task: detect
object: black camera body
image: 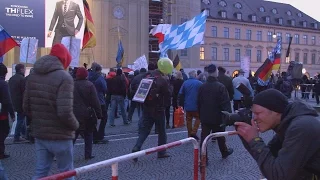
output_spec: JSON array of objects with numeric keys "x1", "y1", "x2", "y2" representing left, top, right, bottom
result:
[{"x1": 221, "y1": 83, "x2": 253, "y2": 127}]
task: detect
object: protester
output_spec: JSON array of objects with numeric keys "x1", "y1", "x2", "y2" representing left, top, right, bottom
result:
[
  {"x1": 23, "y1": 44, "x2": 79, "y2": 179},
  {"x1": 236, "y1": 89, "x2": 320, "y2": 180}
]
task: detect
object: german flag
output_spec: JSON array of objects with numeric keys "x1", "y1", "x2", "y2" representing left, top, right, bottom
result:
[
  {"x1": 82, "y1": 0, "x2": 96, "y2": 50},
  {"x1": 255, "y1": 58, "x2": 273, "y2": 83},
  {"x1": 173, "y1": 54, "x2": 182, "y2": 71}
]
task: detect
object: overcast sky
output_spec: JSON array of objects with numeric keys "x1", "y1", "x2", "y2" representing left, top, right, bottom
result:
[{"x1": 267, "y1": 0, "x2": 320, "y2": 21}]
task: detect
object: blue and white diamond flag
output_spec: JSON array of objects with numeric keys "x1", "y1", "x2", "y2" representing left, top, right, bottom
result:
[{"x1": 160, "y1": 10, "x2": 208, "y2": 57}]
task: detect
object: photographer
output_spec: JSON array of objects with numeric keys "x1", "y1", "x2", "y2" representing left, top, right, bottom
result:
[{"x1": 235, "y1": 89, "x2": 320, "y2": 180}]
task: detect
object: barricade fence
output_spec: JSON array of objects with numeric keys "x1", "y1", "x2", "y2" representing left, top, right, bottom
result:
[{"x1": 40, "y1": 137, "x2": 199, "y2": 180}]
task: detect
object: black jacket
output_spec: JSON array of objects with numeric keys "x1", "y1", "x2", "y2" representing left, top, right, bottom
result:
[
  {"x1": 108, "y1": 75, "x2": 127, "y2": 97},
  {"x1": 0, "y1": 77, "x2": 14, "y2": 119},
  {"x1": 74, "y1": 80, "x2": 102, "y2": 131},
  {"x1": 129, "y1": 72, "x2": 147, "y2": 100},
  {"x1": 218, "y1": 73, "x2": 234, "y2": 101},
  {"x1": 197, "y1": 76, "x2": 231, "y2": 125},
  {"x1": 8, "y1": 72, "x2": 25, "y2": 112},
  {"x1": 243, "y1": 101, "x2": 320, "y2": 180},
  {"x1": 172, "y1": 79, "x2": 184, "y2": 108}
]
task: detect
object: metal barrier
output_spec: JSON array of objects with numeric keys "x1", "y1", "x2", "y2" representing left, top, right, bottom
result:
[
  {"x1": 200, "y1": 131, "x2": 237, "y2": 180},
  {"x1": 40, "y1": 137, "x2": 199, "y2": 180}
]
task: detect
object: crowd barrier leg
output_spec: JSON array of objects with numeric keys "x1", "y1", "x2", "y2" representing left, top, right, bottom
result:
[{"x1": 200, "y1": 131, "x2": 237, "y2": 180}]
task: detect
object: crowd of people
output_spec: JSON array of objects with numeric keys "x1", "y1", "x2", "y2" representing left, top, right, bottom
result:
[{"x1": 0, "y1": 43, "x2": 319, "y2": 179}]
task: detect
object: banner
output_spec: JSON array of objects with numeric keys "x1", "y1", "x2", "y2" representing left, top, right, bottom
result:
[
  {"x1": 0, "y1": 0, "x2": 85, "y2": 48},
  {"x1": 240, "y1": 56, "x2": 250, "y2": 78},
  {"x1": 20, "y1": 38, "x2": 38, "y2": 64},
  {"x1": 133, "y1": 55, "x2": 148, "y2": 71},
  {"x1": 61, "y1": 36, "x2": 81, "y2": 67}
]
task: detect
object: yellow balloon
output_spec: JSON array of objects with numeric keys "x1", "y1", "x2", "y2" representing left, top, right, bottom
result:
[{"x1": 158, "y1": 58, "x2": 173, "y2": 74}]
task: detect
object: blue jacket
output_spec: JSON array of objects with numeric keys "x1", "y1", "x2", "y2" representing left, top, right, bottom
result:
[
  {"x1": 88, "y1": 71, "x2": 107, "y2": 105},
  {"x1": 179, "y1": 78, "x2": 202, "y2": 111},
  {"x1": 232, "y1": 75, "x2": 253, "y2": 100}
]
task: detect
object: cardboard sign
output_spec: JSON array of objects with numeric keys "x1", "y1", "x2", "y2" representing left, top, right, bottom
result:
[{"x1": 132, "y1": 78, "x2": 154, "y2": 103}]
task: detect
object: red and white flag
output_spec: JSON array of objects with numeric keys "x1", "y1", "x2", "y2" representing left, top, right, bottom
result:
[{"x1": 149, "y1": 24, "x2": 171, "y2": 43}]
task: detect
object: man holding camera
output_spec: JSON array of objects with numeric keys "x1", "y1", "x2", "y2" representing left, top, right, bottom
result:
[{"x1": 236, "y1": 89, "x2": 320, "y2": 179}]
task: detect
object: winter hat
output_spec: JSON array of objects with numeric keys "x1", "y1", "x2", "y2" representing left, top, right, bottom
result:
[
  {"x1": 253, "y1": 89, "x2": 289, "y2": 113},
  {"x1": 0, "y1": 63, "x2": 8, "y2": 77},
  {"x1": 76, "y1": 67, "x2": 88, "y2": 80},
  {"x1": 207, "y1": 64, "x2": 218, "y2": 77},
  {"x1": 49, "y1": 44, "x2": 72, "y2": 69}
]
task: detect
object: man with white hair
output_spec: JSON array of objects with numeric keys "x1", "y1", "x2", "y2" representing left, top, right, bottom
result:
[{"x1": 178, "y1": 70, "x2": 202, "y2": 140}]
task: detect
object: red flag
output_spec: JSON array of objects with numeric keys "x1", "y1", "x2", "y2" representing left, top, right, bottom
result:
[{"x1": 82, "y1": 0, "x2": 96, "y2": 50}]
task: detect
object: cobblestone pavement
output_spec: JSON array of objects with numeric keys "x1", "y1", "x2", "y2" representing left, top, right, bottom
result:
[{"x1": 1, "y1": 99, "x2": 315, "y2": 180}]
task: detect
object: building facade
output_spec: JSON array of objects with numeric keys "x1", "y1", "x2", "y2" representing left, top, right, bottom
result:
[{"x1": 201, "y1": 0, "x2": 320, "y2": 77}]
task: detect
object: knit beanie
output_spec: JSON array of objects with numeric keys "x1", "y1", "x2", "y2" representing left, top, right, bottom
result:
[
  {"x1": 253, "y1": 89, "x2": 289, "y2": 113},
  {"x1": 76, "y1": 67, "x2": 88, "y2": 80},
  {"x1": 49, "y1": 44, "x2": 72, "y2": 69}
]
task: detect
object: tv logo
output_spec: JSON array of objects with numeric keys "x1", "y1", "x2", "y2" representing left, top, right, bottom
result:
[{"x1": 5, "y1": 5, "x2": 34, "y2": 18}]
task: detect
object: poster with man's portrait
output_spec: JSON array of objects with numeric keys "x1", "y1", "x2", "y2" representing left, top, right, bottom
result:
[{"x1": 45, "y1": 0, "x2": 85, "y2": 48}]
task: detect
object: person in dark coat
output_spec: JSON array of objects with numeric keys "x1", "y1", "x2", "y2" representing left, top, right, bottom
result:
[
  {"x1": 236, "y1": 89, "x2": 320, "y2": 180},
  {"x1": 73, "y1": 67, "x2": 102, "y2": 160},
  {"x1": 171, "y1": 71, "x2": 184, "y2": 128},
  {"x1": 217, "y1": 66, "x2": 234, "y2": 101},
  {"x1": 8, "y1": 64, "x2": 26, "y2": 142},
  {"x1": 198, "y1": 64, "x2": 233, "y2": 163},
  {"x1": 0, "y1": 63, "x2": 14, "y2": 159}
]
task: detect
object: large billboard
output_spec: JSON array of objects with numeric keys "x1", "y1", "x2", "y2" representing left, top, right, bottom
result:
[{"x1": 0, "y1": 0, "x2": 85, "y2": 48}]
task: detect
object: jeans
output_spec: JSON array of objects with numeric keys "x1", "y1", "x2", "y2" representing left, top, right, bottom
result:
[
  {"x1": 0, "y1": 161, "x2": 8, "y2": 180},
  {"x1": 133, "y1": 106, "x2": 167, "y2": 156},
  {"x1": 14, "y1": 112, "x2": 26, "y2": 140},
  {"x1": 33, "y1": 139, "x2": 74, "y2": 180},
  {"x1": 93, "y1": 105, "x2": 107, "y2": 141},
  {"x1": 128, "y1": 101, "x2": 141, "y2": 121},
  {"x1": 74, "y1": 130, "x2": 93, "y2": 158},
  {"x1": 0, "y1": 120, "x2": 9, "y2": 156},
  {"x1": 109, "y1": 95, "x2": 128, "y2": 125}
]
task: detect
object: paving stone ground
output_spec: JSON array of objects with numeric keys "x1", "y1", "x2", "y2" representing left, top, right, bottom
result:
[{"x1": 1, "y1": 98, "x2": 316, "y2": 180}]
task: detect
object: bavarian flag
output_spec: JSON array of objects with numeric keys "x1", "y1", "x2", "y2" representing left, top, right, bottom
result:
[
  {"x1": 270, "y1": 38, "x2": 282, "y2": 70},
  {"x1": 82, "y1": 0, "x2": 96, "y2": 50}
]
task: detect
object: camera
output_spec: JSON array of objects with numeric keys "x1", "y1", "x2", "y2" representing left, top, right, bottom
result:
[{"x1": 220, "y1": 83, "x2": 253, "y2": 127}]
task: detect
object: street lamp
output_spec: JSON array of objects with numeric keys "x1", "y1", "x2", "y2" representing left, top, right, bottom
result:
[
  {"x1": 302, "y1": 68, "x2": 306, "y2": 74},
  {"x1": 272, "y1": 29, "x2": 277, "y2": 39}
]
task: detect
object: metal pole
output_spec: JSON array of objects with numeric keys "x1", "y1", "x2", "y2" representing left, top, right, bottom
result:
[
  {"x1": 26, "y1": 38, "x2": 30, "y2": 66},
  {"x1": 111, "y1": 163, "x2": 119, "y2": 180},
  {"x1": 200, "y1": 131, "x2": 237, "y2": 180}
]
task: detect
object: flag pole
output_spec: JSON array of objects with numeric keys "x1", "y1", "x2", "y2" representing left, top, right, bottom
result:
[{"x1": 26, "y1": 38, "x2": 30, "y2": 67}]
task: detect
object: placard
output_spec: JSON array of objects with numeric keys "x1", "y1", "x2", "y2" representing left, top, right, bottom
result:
[{"x1": 132, "y1": 78, "x2": 154, "y2": 103}]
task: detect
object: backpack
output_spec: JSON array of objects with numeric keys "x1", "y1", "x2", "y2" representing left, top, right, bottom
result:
[{"x1": 143, "y1": 73, "x2": 162, "y2": 106}]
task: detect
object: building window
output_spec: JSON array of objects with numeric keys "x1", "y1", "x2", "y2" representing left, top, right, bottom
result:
[
  {"x1": 312, "y1": 53, "x2": 316, "y2": 64},
  {"x1": 246, "y1": 30, "x2": 252, "y2": 40},
  {"x1": 219, "y1": 0, "x2": 227, "y2": 7},
  {"x1": 259, "y1": 7, "x2": 265, "y2": 12},
  {"x1": 212, "y1": 47, "x2": 217, "y2": 61},
  {"x1": 224, "y1": 27, "x2": 229, "y2": 38},
  {"x1": 279, "y1": 18, "x2": 283, "y2": 25},
  {"x1": 266, "y1": 17, "x2": 270, "y2": 23},
  {"x1": 312, "y1": 36, "x2": 316, "y2": 45},
  {"x1": 294, "y1": 34, "x2": 299, "y2": 44},
  {"x1": 272, "y1": 8, "x2": 277, "y2": 14},
  {"x1": 257, "y1": 50, "x2": 262, "y2": 62},
  {"x1": 298, "y1": 12, "x2": 303, "y2": 17},
  {"x1": 286, "y1": 33, "x2": 291, "y2": 43},
  {"x1": 234, "y1": 2, "x2": 242, "y2": 9},
  {"x1": 252, "y1": 15, "x2": 257, "y2": 22},
  {"x1": 200, "y1": 47, "x2": 205, "y2": 60},
  {"x1": 315, "y1": 23, "x2": 318, "y2": 29},
  {"x1": 277, "y1": 32, "x2": 282, "y2": 39},
  {"x1": 221, "y1": 11, "x2": 227, "y2": 18},
  {"x1": 303, "y1": 35, "x2": 308, "y2": 44},
  {"x1": 287, "y1": 11, "x2": 292, "y2": 16},
  {"x1": 224, "y1": 48, "x2": 229, "y2": 61},
  {"x1": 303, "y1": 21, "x2": 307, "y2": 27},
  {"x1": 235, "y1": 28, "x2": 241, "y2": 39},
  {"x1": 257, "y1": 31, "x2": 262, "y2": 41},
  {"x1": 295, "y1": 52, "x2": 300, "y2": 62},
  {"x1": 246, "y1": 49, "x2": 252, "y2": 60},
  {"x1": 267, "y1": 31, "x2": 272, "y2": 42},
  {"x1": 211, "y1": 26, "x2": 217, "y2": 37},
  {"x1": 303, "y1": 53, "x2": 308, "y2": 64},
  {"x1": 181, "y1": 49, "x2": 188, "y2": 56},
  {"x1": 237, "y1": 13, "x2": 242, "y2": 20},
  {"x1": 235, "y1": 49, "x2": 241, "y2": 61},
  {"x1": 291, "y1": 20, "x2": 296, "y2": 26}
]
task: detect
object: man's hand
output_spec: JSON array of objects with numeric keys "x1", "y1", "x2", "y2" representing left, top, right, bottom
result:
[
  {"x1": 234, "y1": 119, "x2": 259, "y2": 143},
  {"x1": 47, "y1": 31, "x2": 52, "y2": 38},
  {"x1": 75, "y1": 30, "x2": 79, "y2": 36}
]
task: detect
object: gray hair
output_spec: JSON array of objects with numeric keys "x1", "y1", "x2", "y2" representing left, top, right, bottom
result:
[
  {"x1": 175, "y1": 71, "x2": 183, "y2": 80},
  {"x1": 188, "y1": 70, "x2": 197, "y2": 78}
]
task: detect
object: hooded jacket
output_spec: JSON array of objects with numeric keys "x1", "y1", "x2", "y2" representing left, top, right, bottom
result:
[
  {"x1": 88, "y1": 71, "x2": 107, "y2": 105},
  {"x1": 23, "y1": 54, "x2": 79, "y2": 140},
  {"x1": 244, "y1": 101, "x2": 320, "y2": 180}
]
